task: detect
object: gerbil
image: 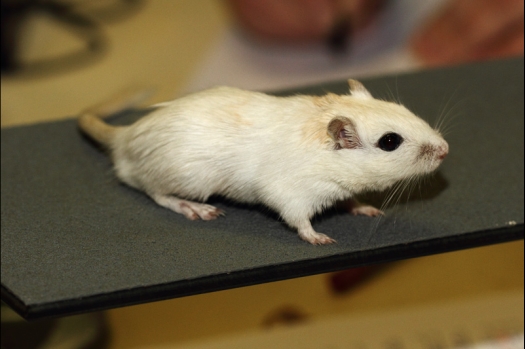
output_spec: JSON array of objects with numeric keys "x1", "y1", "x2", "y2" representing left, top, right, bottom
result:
[{"x1": 78, "y1": 80, "x2": 448, "y2": 245}]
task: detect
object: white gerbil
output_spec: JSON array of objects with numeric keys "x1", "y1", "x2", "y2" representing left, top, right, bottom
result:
[{"x1": 78, "y1": 80, "x2": 448, "y2": 245}]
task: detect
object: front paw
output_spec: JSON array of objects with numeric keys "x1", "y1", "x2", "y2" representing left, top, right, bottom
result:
[{"x1": 350, "y1": 205, "x2": 384, "y2": 217}]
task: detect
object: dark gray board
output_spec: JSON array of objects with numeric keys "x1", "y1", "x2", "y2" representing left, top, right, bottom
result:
[{"x1": 2, "y1": 58, "x2": 523, "y2": 320}]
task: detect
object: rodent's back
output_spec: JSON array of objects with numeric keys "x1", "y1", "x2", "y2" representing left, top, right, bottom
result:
[{"x1": 111, "y1": 87, "x2": 324, "y2": 201}]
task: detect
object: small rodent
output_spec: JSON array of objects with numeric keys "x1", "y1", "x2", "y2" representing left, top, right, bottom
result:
[{"x1": 78, "y1": 80, "x2": 448, "y2": 245}]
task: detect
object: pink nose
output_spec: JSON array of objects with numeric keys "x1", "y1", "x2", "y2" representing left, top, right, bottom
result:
[{"x1": 437, "y1": 144, "x2": 449, "y2": 160}]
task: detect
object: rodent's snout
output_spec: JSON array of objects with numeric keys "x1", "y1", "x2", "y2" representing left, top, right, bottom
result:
[
  {"x1": 419, "y1": 141, "x2": 449, "y2": 163},
  {"x1": 436, "y1": 142, "x2": 449, "y2": 160}
]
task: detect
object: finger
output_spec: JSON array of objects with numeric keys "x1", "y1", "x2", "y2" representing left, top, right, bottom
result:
[
  {"x1": 326, "y1": 0, "x2": 386, "y2": 51},
  {"x1": 440, "y1": 0, "x2": 523, "y2": 49},
  {"x1": 471, "y1": 20, "x2": 524, "y2": 61},
  {"x1": 336, "y1": 0, "x2": 387, "y2": 29},
  {"x1": 411, "y1": 0, "x2": 524, "y2": 65},
  {"x1": 228, "y1": 0, "x2": 336, "y2": 42}
]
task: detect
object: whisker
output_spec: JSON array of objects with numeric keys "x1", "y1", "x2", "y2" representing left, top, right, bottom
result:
[
  {"x1": 368, "y1": 177, "x2": 408, "y2": 244},
  {"x1": 380, "y1": 180, "x2": 404, "y2": 211},
  {"x1": 439, "y1": 103, "x2": 462, "y2": 135},
  {"x1": 395, "y1": 76, "x2": 402, "y2": 105},
  {"x1": 367, "y1": 181, "x2": 403, "y2": 244},
  {"x1": 366, "y1": 168, "x2": 429, "y2": 246},
  {"x1": 382, "y1": 82, "x2": 400, "y2": 104},
  {"x1": 434, "y1": 86, "x2": 464, "y2": 136}
]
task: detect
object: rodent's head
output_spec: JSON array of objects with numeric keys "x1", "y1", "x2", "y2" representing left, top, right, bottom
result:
[{"x1": 325, "y1": 80, "x2": 448, "y2": 191}]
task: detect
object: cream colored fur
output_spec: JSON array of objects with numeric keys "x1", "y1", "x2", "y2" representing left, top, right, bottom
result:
[{"x1": 78, "y1": 80, "x2": 448, "y2": 245}]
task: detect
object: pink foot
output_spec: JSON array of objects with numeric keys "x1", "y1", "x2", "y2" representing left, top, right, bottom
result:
[
  {"x1": 297, "y1": 222, "x2": 336, "y2": 245},
  {"x1": 301, "y1": 232, "x2": 336, "y2": 245},
  {"x1": 151, "y1": 194, "x2": 225, "y2": 220},
  {"x1": 180, "y1": 202, "x2": 225, "y2": 221},
  {"x1": 350, "y1": 205, "x2": 384, "y2": 217}
]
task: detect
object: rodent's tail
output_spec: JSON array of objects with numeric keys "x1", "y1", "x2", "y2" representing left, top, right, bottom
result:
[{"x1": 78, "y1": 88, "x2": 154, "y2": 147}]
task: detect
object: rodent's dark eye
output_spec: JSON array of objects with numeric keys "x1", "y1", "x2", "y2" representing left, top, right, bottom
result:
[{"x1": 378, "y1": 133, "x2": 403, "y2": 152}]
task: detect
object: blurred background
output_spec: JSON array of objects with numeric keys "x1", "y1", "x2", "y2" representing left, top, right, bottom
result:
[{"x1": 1, "y1": 0, "x2": 523, "y2": 348}]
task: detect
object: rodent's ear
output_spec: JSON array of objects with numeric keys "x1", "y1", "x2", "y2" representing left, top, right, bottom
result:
[
  {"x1": 348, "y1": 79, "x2": 372, "y2": 99},
  {"x1": 327, "y1": 116, "x2": 362, "y2": 150}
]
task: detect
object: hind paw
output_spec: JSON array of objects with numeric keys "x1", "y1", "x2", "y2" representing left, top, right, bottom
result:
[
  {"x1": 151, "y1": 194, "x2": 225, "y2": 221},
  {"x1": 181, "y1": 202, "x2": 225, "y2": 221}
]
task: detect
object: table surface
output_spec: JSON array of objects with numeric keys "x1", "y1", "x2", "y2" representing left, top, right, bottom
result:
[{"x1": 1, "y1": 58, "x2": 523, "y2": 320}]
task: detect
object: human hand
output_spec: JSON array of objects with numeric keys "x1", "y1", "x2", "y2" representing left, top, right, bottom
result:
[
  {"x1": 411, "y1": 0, "x2": 524, "y2": 66},
  {"x1": 227, "y1": 0, "x2": 386, "y2": 44}
]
